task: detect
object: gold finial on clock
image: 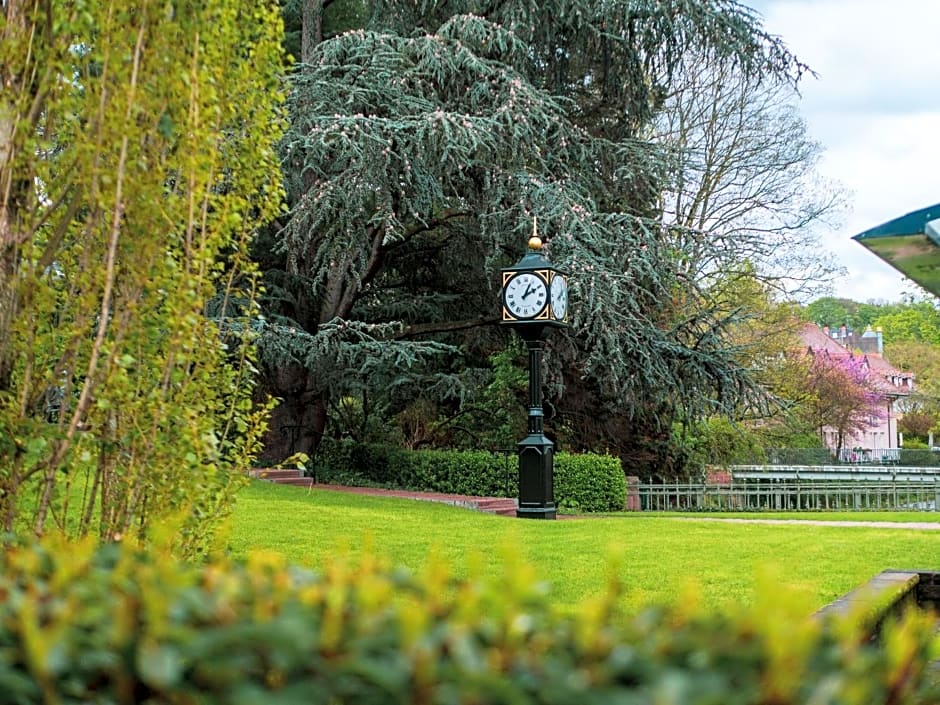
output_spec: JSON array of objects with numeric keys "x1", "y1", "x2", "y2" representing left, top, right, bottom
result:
[{"x1": 528, "y1": 215, "x2": 542, "y2": 250}]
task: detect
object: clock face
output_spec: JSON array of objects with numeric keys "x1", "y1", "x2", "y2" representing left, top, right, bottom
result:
[
  {"x1": 550, "y1": 275, "x2": 568, "y2": 320},
  {"x1": 504, "y1": 272, "x2": 548, "y2": 319}
]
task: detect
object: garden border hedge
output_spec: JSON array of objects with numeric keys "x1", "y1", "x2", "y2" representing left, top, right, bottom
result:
[{"x1": 311, "y1": 440, "x2": 626, "y2": 512}]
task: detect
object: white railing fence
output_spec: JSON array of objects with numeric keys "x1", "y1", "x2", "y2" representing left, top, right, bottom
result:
[{"x1": 637, "y1": 479, "x2": 939, "y2": 512}]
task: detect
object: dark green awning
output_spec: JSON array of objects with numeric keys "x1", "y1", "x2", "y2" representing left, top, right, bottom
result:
[{"x1": 853, "y1": 203, "x2": 940, "y2": 297}]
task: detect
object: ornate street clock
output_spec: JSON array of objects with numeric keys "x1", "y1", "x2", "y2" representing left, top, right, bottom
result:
[
  {"x1": 500, "y1": 233, "x2": 569, "y2": 330},
  {"x1": 499, "y1": 223, "x2": 570, "y2": 520}
]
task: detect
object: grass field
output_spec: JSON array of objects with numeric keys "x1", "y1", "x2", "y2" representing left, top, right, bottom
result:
[{"x1": 228, "y1": 481, "x2": 940, "y2": 613}]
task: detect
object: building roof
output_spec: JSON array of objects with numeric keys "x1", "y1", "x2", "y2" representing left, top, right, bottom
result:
[
  {"x1": 798, "y1": 323, "x2": 913, "y2": 397},
  {"x1": 799, "y1": 323, "x2": 849, "y2": 356}
]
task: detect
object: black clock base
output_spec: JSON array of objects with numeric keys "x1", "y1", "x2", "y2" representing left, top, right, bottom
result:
[
  {"x1": 516, "y1": 505, "x2": 557, "y2": 520},
  {"x1": 517, "y1": 432, "x2": 555, "y2": 520}
]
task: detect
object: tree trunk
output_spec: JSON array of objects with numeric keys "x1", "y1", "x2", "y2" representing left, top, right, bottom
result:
[
  {"x1": 259, "y1": 364, "x2": 328, "y2": 463},
  {"x1": 0, "y1": 250, "x2": 17, "y2": 392},
  {"x1": 0, "y1": 0, "x2": 36, "y2": 392},
  {"x1": 301, "y1": 0, "x2": 325, "y2": 64}
]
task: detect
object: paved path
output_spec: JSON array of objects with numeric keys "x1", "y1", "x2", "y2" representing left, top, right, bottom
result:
[
  {"x1": 314, "y1": 483, "x2": 485, "y2": 502},
  {"x1": 673, "y1": 517, "x2": 940, "y2": 530},
  {"x1": 312, "y1": 484, "x2": 519, "y2": 516}
]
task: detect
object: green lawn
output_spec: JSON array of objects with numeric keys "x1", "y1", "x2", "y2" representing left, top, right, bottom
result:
[{"x1": 228, "y1": 481, "x2": 940, "y2": 613}]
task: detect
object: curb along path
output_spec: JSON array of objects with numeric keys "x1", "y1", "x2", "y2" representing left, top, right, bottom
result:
[
  {"x1": 313, "y1": 483, "x2": 519, "y2": 517},
  {"x1": 249, "y1": 469, "x2": 518, "y2": 516}
]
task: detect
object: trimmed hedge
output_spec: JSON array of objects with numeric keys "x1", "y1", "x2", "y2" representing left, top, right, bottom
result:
[
  {"x1": 311, "y1": 440, "x2": 626, "y2": 512},
  {"x1": 0, "y1": 536, "x2": 938, "y2": 704},
  {"x1": 555, "y1": 452, "x2": 625, "y2": 512}
]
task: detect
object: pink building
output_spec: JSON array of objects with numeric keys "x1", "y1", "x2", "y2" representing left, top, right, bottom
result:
[{"x1": 799, "y1": 323, "x2": 913, "y2": 458}]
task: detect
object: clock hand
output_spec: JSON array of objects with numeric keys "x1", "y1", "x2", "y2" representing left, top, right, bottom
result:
[{"x1": 521, "y1": 284, "x2": 534, "y2": 299}]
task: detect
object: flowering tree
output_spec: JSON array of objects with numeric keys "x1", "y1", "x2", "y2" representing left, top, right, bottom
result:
[{"x1": 804, "y1": 353, "x2": 887, "y2": 453}]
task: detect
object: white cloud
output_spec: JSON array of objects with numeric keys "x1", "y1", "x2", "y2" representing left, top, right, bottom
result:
[
  {"x1": 774, "y1": 1, "x2": 940, "y2": 114},
  {"x1": 749, "y1": 0, "x2": 940, "y2": 302}
]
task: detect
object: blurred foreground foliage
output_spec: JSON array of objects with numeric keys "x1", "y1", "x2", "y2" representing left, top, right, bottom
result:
[{"x1": 0, "y1": 535, "x2": 937, "y2": 704}]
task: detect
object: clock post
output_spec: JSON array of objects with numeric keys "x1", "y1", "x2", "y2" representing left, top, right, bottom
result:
[{"x1": 500, "y1": 226, "x2": 569, "y2": 519}]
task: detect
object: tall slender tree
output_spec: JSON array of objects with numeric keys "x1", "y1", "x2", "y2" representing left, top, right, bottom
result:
[
  {"x1": 655, "y1": 57, "x2": 847, "y2": 299},
  {"x1": 0, "y1": 0, "x2": 285, "y2": 551}
]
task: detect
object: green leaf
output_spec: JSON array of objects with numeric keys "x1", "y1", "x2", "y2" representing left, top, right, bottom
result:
[
  {"x1": 137, "y1": 643, "x2": 183, "y2": 689},
  {"x1": 157, "y1": 112, "x2": 175, "y2": 139}
]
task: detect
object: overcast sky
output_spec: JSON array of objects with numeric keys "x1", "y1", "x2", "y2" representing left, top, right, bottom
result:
[{"x1": 747, "y1": 0, "x2": 940, "y2": 303}]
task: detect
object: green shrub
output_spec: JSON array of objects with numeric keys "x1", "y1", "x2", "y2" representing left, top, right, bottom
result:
[
  {"x1": 311, "y1": 441, "x2": 513, "y2": 496},
  {"x1": 311, "y1": 440, "x2": 626, "y2": 512},
  {"x1": 0, "y1": 536, "x2": 938, "y2": 704},
  {"x1": 554, "y1": 452, "x2": 625, "y2": 512}
]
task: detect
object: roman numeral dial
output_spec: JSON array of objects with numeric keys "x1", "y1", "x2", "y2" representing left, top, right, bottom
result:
[{"x1": 503, "y1": 272, "x2": 548, "y2": 319}]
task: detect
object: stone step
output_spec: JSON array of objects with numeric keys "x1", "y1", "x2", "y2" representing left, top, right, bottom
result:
[
  {"x1": 473, "y1": 498, "x2": 517, "y2": 516},
  {"x1": 250, "y1": 468, "x2": 303, "y2": 480},
  {"x1": 271, "y1": 477, "x2": 316, "y2": 487},
  {"x1": 474, "y1": 497, "x2": 515, "y2": 508}
]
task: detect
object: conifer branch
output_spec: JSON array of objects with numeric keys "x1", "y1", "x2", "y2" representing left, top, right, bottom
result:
[{"x1": 395, "y1": 316, "x2": 498, "y2": 340}]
